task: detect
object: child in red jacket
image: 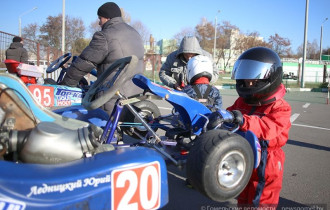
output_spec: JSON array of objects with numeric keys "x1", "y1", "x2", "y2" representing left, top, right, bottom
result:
[{"x1": 227, "y1": 47, "x2": 291, "y2": 206}]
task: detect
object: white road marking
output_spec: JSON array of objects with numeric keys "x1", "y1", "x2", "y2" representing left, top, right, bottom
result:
[
  {"x1": 167, "y1": 171, "x2": 186, "y2": 181},
  {"x1": 290, "y1": 113, "x2": 300, "y2": 123},
  {"x1": 302, "y1": 103, "x2": 310, "y2": 108},
  {"x1": 292, "y1": 123, "x2": 330, "y2": 131}
]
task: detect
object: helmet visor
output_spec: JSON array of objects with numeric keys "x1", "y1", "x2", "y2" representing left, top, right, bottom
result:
[{"x1": 231, "y1": 59, "x2": 274, "y2": 80}]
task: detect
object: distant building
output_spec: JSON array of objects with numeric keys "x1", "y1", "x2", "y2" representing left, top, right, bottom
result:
[{"x1": 157, "y1": 39, "x2": 177, "y2": 56}]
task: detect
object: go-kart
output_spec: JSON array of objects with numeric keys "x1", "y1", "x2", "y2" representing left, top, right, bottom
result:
[
  {"x1": 53, "y1": 55, "x2": 261, "y2": 202},
  {"x1": 0, "y1": 70, "x2": 169, "y2": 208},
  {"x1": 4, "y1": 54, "x2": 85, "y2": 107},
  {"x1": 0, "y1": 54, "x2": 261, "y2": 207}
]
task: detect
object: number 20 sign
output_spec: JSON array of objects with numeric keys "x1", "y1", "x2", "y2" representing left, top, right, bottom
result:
[{"x1": 111, "y1": 161, "x2": 161, "y2": 210}]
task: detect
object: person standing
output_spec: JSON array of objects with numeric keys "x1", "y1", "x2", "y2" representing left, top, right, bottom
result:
[
  {"x1": 159, "y1": 36, "x2": 218, "y2": 90},
  {"x1": 6, "y1": 36, "x2": 28, "y2": 63},
  {"x1": 227, "y1": 47, "x2": 292, "y2": 207},
  {"x1": 60, "y1": 2, "x2": 144, "y2": 114}
]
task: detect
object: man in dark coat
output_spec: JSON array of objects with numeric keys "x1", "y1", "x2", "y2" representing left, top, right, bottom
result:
[
  {"x1": 60, "y1": 2, "x2": 144, "y2": 114},
  {"x1": 6, "y1": 36, "x2": 28, "y2": 63}
]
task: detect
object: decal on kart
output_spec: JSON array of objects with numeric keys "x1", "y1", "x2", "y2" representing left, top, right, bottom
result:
[
  {"x1": 0, "y1": 198, "x2": 26, "y2": 210},
  {"x1": 27, "y1": 85, "x2": 82, "y2": 107},
  {"x1": 111, "y1": 161, "x2": 161, "y2": 210},
  {"x1": 27, "y1": 174, "x2": 111, "y2": 198}
]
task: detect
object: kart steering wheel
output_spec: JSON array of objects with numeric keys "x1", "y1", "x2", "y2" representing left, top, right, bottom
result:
[
  {"x1": 82, "y1": 55, "x2": 138, "y2": 110},
  {"x1": 46, "y1": 53, "x2": 72, "y2": 73}
]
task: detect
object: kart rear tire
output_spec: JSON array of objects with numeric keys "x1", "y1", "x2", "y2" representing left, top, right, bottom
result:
[
  {"x1": 121, "y1": 100, "x2": 160, "y2": 139},
  {"x1": 186, "y1": 129, "x2": 254, "y2": 202}
]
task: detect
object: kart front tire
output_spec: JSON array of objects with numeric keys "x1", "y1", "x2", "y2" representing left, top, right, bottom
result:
[{"x1": 186, "y1": 129, "x2": 254, "y2": 202}]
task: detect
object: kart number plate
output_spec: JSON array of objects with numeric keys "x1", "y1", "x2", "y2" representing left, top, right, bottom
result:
[
  {"x1": 111, "y1": 161, "x2": 161, "y2": 210},
  {"x1": 28, "y1": 85, "x2": 54, "y2": 107}
]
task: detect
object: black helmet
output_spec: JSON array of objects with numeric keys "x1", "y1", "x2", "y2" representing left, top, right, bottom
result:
[{"x1": 231, "y1": 47, "x2": 283, "y2": 105}]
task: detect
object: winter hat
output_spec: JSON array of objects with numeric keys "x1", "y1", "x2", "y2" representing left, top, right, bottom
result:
[
  {"x1": 13, "y1": 36, "x2": 22, "y2": 43},
  {"x1": 97, "y1": 2, "x2": 121, "y2": 19}
]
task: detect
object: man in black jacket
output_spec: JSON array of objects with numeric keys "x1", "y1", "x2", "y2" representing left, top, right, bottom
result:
[
  {"x1": 6, "y1": 36, "x2": 28, "y2": 63},
  {"x1": 60, "y1": 2, "x2": 144, "y2": 114}
]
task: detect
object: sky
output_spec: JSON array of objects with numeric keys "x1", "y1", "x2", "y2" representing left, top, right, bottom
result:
[{"x1": 1, "y1": 0, "x2": 329, "y2": 54}]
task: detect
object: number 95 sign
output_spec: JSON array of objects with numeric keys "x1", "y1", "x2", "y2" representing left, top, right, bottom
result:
[
  {"x1": 111, "y1": 161, "x2": 161, "y2": 210},
  {"x1": 28, "y1": 85, "x2": 54, "y2": 107}
]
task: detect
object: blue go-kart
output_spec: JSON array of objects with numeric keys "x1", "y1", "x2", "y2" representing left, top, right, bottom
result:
[
  {"x1": 0, "y1": 65, "x2": 168, "y2": 209},
  {"x1": 0, "y1": 55, "x2": 261, "y2": 208},
  {"x1": 54, "y1": 55, "x2": 261, "y2": 202}
]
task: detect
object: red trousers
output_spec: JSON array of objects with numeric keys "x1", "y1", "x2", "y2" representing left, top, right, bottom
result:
[{"x1": 238, "y1": 142, "x2": 285, "y2": 206}]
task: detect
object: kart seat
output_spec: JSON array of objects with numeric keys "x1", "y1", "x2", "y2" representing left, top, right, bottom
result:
[
  {"x1": 132, "y1": 74, "x2": 211, "y2": 134},
  {"x1": 0, "y1": 73, "x2": 89, "y2": 130},
  {"x1": 4, "y1": 59, "x2": 20, "y2": 74}
]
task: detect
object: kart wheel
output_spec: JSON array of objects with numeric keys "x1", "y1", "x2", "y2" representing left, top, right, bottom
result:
[
  {"x1": 121, "y1": 100, "x2": 160, "y2": 139},
  {"x1": 186, "y1": 129, "x2": 254, "y2": 202}
]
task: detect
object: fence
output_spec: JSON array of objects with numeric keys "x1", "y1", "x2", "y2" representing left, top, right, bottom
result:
[{"x1": 0, "y1": 30, "x2": 63, "y2": 80}]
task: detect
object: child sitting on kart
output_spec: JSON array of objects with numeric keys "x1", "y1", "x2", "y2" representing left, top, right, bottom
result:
[
  {"x1": 182, "y1": 55, "x2": 223, "y2": 111},
  {"x1": 226, "y1": 47, "x2": 292, "y2": 207}
]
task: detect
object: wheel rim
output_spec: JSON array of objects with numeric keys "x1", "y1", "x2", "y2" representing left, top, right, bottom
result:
[{"x1": 217, "y1": 150, "x2": 246, "y2": 189}]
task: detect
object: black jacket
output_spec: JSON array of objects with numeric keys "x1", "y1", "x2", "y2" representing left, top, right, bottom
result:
[
  {"x1": 6, "y1": 42, "x2": 28, "y2": 63},
  {"x1": 60, "y1": 17, "x2": 144, "y2": 113}
]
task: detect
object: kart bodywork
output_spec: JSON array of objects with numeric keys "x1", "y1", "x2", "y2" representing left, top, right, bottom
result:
[
  {"x1": 4, "y1": 54, "x2": 86, "y2": 107},
  {"x1": 0, "y1": 73, "x2": 169, "y2": 209},
  {"x1": 1, "y1": 55, "x2": 262, "y2": 207}
]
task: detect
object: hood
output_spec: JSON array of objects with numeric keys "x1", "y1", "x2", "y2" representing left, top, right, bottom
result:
[
  {"x1": 9, "y1": 42, "x2": 23, "y2": 49},
  {"x1": 176, "y1": 36, "x2": 203, "y2": 58}
]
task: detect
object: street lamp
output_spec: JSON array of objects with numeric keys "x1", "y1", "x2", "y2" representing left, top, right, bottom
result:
[
  {"x1": 319, "y1": 17, "x2": 328, "y2": 62},
  {"x1": 19, "y1": 7, "x2": 37, "y2": 36},
  {"x1": 213, "y1": 10, "x2": 220, "y2": 59}
]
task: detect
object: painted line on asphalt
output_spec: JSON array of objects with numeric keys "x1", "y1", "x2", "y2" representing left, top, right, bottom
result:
[
  {"x1": 302, "y1": 103, "x2": 310, "y2": 108},
  {"x1": 167, "y1": 171, "x2": 186, "y2": 181},
  {"x1": 290, "y1": 113, "x2": 300, "y2": 123},
  {"x1": 292, "y1": 123, "x2": 330, "y2": 131}
]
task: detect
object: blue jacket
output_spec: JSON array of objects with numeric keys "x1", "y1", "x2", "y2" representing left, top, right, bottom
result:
[{"x1": 182, "y1": 84, "x2": 222, "y2": 110}]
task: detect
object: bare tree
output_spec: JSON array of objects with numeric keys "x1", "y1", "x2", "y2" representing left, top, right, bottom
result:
[
  {"x1": 22, "y1": 23, "x2": 40, "y2": 58},
  {"x1": 216, "y1": 21, "x2": 239, "y2": 70},
  {"x1": 131, "y1": 20, "x2": 150, "y2": 45},
  {"x1": 71, "y1": 38, "x2": 90, "y2": 56},
  {"x1": 297, "y1": 39, "x2": 319, "y2": 59},
  {"x1": 195, "y1": 17, "x2": 214, "y2": 52},
  {"x1": 234, "y1": 31, "x2": 270, "y2": 54},
  {"x1": 65, "y1": 17, "x2": 85, "y2": 53},
  {"x1": 268, "y1": 33, "x2": 291, "y2": 57},
  {"x1": 89, "y1": 19, "x2": 100, "y2": 36},
  {"x1": 173, "y1": 27, "x2": 195, "y2": 46}
]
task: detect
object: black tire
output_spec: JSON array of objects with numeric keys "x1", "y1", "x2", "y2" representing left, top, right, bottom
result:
[
  {"x1": 186, "y1": 129, "x2": 254, "y2": 202},
  {"x1": 121, "y1": 100, "x2": 161, "y2": 139}
]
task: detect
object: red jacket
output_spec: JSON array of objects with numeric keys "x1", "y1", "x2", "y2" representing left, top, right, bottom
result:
[{"x1": 227, "y1": 84, "x2": 291, "y2": 148}]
